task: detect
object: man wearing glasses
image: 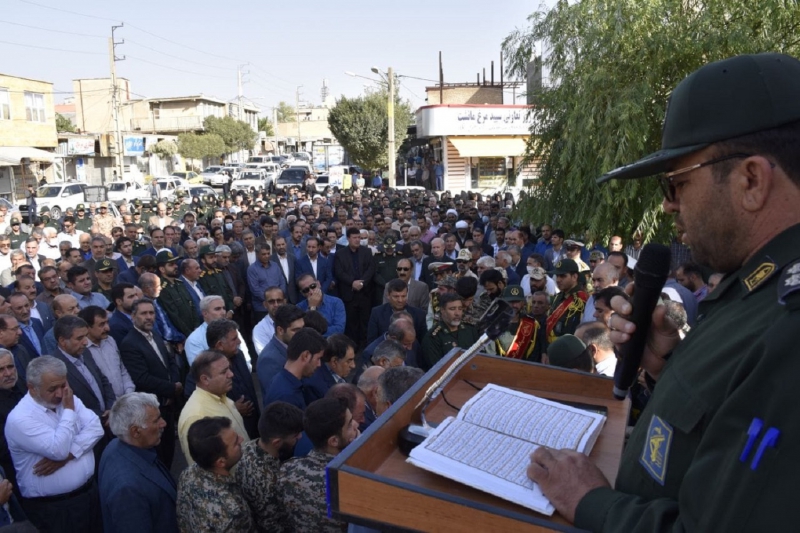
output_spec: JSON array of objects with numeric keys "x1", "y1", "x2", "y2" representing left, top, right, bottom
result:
[
  {"x1": 295, "y1": 274, "x2": 345, "y2": 337},
  {"x1": 384, "y1": 257, "x2": 430, "y2": 311},
  {"x1": 527, "y1": 54, "x2": 800, "y2": 530}
]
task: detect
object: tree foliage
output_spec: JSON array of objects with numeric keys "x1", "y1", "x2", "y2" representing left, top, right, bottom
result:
[
  {"x1": 327, "y1": 90, "x2": 413, "y2": 170},
  {"x1": 276, "y1": 101, "x2": 295, "y2": 123},
  {"x1": 203, "y1": 116, "x2": 257, "y2": 154},
  {"x1": 55, "y1": 113, "x2": 75, "y2": 133},
  {"x1": 177, "y1": 132, "x2": 225, "y2": 161},
  {"x1": 150, "y1": 139, "x2": 177, "y2": 159},
  {"x1": 258, "y1": 117, "x2": 274, "y2": 136},
  {"x1": 503, "y1": 0, "x2": 800, "y2": 243}
]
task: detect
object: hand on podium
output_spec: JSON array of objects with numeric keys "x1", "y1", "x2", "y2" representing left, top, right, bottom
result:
[{"x1": 527, "y1": 447, "x2": 611, "y2": 523}]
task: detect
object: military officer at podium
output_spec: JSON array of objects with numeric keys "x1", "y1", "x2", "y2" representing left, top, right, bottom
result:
[{"x1": 420, "y1": 292, "x2": 479, "y2": 371}]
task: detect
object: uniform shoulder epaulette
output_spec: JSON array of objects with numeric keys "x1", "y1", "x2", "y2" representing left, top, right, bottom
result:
[
  {"x1": 161, "y1": 280, "x2": 168, "y2": 288},
  {"x1": 431, "y1": 325, "x2": 441, "y2": 336},
  {"x1": 198, "y1": 270, "x2": 206, "y2": 278}
]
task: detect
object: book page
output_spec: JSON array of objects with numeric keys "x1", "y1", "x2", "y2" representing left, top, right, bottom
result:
[
  {"x1": 408, "y1": 417, "x2": 555, "y2": 515},
  {"x1": 457, "y1": 384, "x2": 606, "y2": 452}
]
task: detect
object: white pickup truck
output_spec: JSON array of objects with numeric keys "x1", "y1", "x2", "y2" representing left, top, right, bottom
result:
[{"x1": 106, "y1": 181, "x2": 154, "y2": 206}]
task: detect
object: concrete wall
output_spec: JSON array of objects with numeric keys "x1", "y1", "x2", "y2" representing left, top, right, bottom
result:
[
  {"x1": 425, "y1": 86, "x2": 503, "y2": 105},
  {"x1": 73, "y1": 78, "x2": 131, "y2": 134},
  {"x1": 0, "y1": 74, "x2": 57, "y2": 147}
]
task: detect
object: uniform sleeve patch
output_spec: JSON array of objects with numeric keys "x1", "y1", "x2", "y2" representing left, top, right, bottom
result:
[
  {"x1": 639, "y1": 415, "x2": 673, "y2": 486},
  {"x1": 778, "y1": 260, "x2": 800, "y2": 304},
  {"x1": 743, "y1": 262, "x2": 776, "y2": 292}
]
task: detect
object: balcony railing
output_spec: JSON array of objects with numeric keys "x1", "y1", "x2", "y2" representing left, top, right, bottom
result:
[{"x1": 130, "y1": 116, "x2": 205, "y2": 133}]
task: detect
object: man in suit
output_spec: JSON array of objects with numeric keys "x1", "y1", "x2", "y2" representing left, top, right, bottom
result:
[
  {"x1": 82, "y1": 235, "x2": 118, "y2": 284},
  {"x1": 147, "y1": 202, "x2": 174, "y2": 229},
  {"x1": 120, "y1": 298, "x2": 183, "y2": 468},
  {"x1": 0, "y1": 315, "x2": 34, "y2": 383},
  {"x1": 421, "y1": 237, "x2": 455, "y2": 289},
  {"x1": 302, "y1": 333, "x2": 355, "y2": 404},
  {"x1": 139, "y1": 227, "x2": 176, "y2": 258},
  {"x1": 367, "y1": 278, "x2": 427, "y2": 345},
  {"x1": 406, "y1": 240, "x2": 429, "y2": 282},
  {"x1": 8, "y1": 292, "x2": 44, "y2": 358},
  {"x1": 99, "y1": 392, "x2": 178, "y2": 533},
  {"x1": 108, "y1": 283, "x2": 138, "y2": 346},
  {"x1": 273, "y1": 236, "x2": 298, "y2": 304},
  {"x1": 334, "y1": 227, "x2": 376, "y2": 351},
  {"x1": 295, "y1": 237, "x2": 332, "y2": 295},
  {"x1": 14, "y1": 274, "x2": 54, "y2": 332},
  {"x1": 257, "y1": 304, "x2": 305, "y2": 398},
  {"x1": 384, "y1": 258, "x2": 430, "y2": 311},
  {"x1": 22, "y1": 237, "x2": 46, "y2": 273}
]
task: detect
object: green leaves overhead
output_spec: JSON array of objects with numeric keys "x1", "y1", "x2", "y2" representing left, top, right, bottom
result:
[{"x1": 202, "y1": 116, "x2": 257, "y2": 154}]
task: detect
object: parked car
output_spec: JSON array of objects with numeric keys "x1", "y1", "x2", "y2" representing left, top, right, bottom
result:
[
  {"x1": 276, "y1": 168, "x2": 306, "y2": 188},
  {"x1": 291, "y1": 152, "x2": 312, "y2": 163},
  {"x1": 153, "y1": 177, "x2": 191, "y2": 202},
  {"x1": 288, "y1": 162, "x2": 313, "y2": 174},
  {"x1": 200, "y1": 166, "x2": 225, "y2": 185},
  {"x1": 247, "y1": 155, "x2": 272, "y2": 165},
  {"x1": 106, "y1": 181, "x2": 153, "y2": 205},
  {"x1": 184, "y1": 185, "x2": 218, "y2": 203},
  {"x1": 171, "y1": 171, "x2": 202, "y2": 184},
  {"x1": 24, "y1": 182, "x2": 86, "y2": 219},
  {"x1": 231, "y1": 170, "x2": 268, "y2": 192}
]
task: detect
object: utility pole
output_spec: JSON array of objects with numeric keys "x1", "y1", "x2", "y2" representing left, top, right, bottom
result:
[
  {"x1": 387, "y1": 66, "x2": 395, "y2": 186},
  {"x1": 237, "y1": 66, "x2": 243, "y2": 121},
  {"x1": 109, "y1": 24, "x2": 125, "y2": 185},
  {"x1": 273, "y1": 106, "x2": 278, "y2": 155},
  {"x1": 295, "y1": 86, "x2": 303, "y2": 153}
]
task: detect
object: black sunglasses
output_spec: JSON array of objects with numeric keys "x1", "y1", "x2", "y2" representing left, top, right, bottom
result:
[
  {"x1": 396, "y1": 267, "x2": 410, "y2": 272},
  {"x1": 301, "y1": 283, "x2": 318, "y2": 294}
]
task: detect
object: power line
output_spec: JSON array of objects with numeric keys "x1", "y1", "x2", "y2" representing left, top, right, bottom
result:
[
  {"x1": 124, "y1": 39, "x2": 237, "y2": 71},
  {"x1": 124, "y1": 23, "x2": 243, "y2": 63},
  {"x1": 0, "y1": 38, "x2": 104, "y2": 55},
  {"x1": 17, "y1": 0, "x2": 121, "y2": 22},
  {"x1": 124, "y1": 55, "x2": 231, "y2": 80},
  {"x1": 0, "y1": 19, "x2": 105, "y2": 38}
]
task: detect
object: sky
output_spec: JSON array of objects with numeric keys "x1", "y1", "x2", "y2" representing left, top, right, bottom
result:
[{"x1": 1, "y1": 0, "x2": 547, "y2": 115}]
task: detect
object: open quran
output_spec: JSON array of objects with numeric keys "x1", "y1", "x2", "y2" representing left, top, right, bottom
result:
[{"x1": 407, "y1": 384, "x2": 606, "y2": 515}]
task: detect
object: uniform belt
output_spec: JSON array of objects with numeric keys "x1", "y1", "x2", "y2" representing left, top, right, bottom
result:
[{"x1": 26, "y1": 478, "x2": 93, "y2": 503}]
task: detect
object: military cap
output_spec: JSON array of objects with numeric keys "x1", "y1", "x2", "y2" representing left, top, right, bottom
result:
[
  {"x1": 590, "y1": 250, "x2": 606, "y2": 261},
  {"x1": 76, "y1": 203, "x2": 86, "y2": 211},
  {"x1": 428, "y1": 262, "x2": 453, "y2": 273},
  {"x1": 99, "y1": 201, "x2": 109, "y2": 208},
  {"x1": 383, "y1": 236, "x2": 396, "y2": 247},
  {"x1": 156, "y1": 250, "x2": 179, "y2": 264},
  {"x1": 529, "y1": 267, "x2": 547, "y2": 281},
  {"x1": 132, "y1": 199, "x2": 142, "y2": 207},
  {"x1": 564, "y1": 239, "x2": 585, "y2": 248},
  {"x1": 39, "y1": 206, "x2": 50, "y2": 214},
  {"x1": 501, "y1": 285, "x2": 526, "y2": 302},
  {"x1": 198, "y1": 244, "x2": 215, "y2": 256},
  {"x1": 552, "y1": 259, "x2": 579, "y2": 275},
  {"x1": 96, "y1": 258, "x2": 115, "y2": 272},
  {"x1": 547, "y1": 334, "x2": 588, "y2": 368},
  {"x1": 10, "y1": 218, "x2": 19, "y2": 225},
  {"x1": 456, "y1": 249, "x2": 472, "y2": 262},
  {"x1": 437, "y1": 274, "x2": 458, "y2": 288}
]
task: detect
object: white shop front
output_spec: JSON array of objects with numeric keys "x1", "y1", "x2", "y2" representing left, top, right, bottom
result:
[{"x1": 414, "y1": 104, "x2": 537, "y2": 194}]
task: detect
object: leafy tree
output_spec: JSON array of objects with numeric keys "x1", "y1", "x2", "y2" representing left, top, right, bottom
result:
[
  {"x1": 276, "y1": 101, "x2": 295, "y2": 123},
  {"x1": 503, "y1": 0, "x2": 800, "y2": 243},
  {"x1": 178, "y1": 132, "x2": 225, "y2": 166},
  {"x1": 55, "y1": 113, "x2": 75, "y2": 133},
  {"x1": 258, "y1": 117, "x2": 274, "y2": 136},
  {"x1": 150, "y1": 139, "x2": 177, "y2": 159},
  {"x1": 328, "y1": 90, "x2": 413, "y2": 170},
  {"x1": 203, "y1": 116, "x2": 257, "y2": 154}
]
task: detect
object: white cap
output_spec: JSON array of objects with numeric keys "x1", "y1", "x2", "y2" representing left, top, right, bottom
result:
[{"x1": 455, "y1": 220, "x2": 469, "y2": 229}]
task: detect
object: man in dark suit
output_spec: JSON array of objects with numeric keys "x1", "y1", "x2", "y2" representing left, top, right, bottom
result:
[
  {"x1": 367, "y1": 278, "x2": 427, "y2": 345},
  {"x1": 119, "y1": 299, "x2": 182, "y2": 468},
  {"x1": 99, "y1": 392, "x2": 178, "y2": 533},
  {"x1": 273, "y1": 236, "x2": 299, "y2": 304},
  {"x1": 81, "y1": 235, "x2": 118, "y2": 284},
  {"x1": 0, "y1": 349, "x2": 24, "y2": 497},
  {"x1": 295, "y1": 237, "x2": 332, "y2": 295},
  {"x1": 334, "y1": 227, "x2": 376, "y2": 350},
  {"x1": 421, "y1": 237, "x2": 455, "y2": 289},
  {"x1": 13, "y1": 274, "x2": 54, "y2": 332},
  {"x1": 302, "y1": 333, "x2": 354, "y2": 404},
  {"x1": 8, "y1": 292, "x2": 45, "y2": 358},
  {"x1": 108, "y1": 283, "x2": 138, "y2": 346}
]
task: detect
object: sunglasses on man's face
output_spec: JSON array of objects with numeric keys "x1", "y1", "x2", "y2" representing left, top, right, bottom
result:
[
  {"x1": 301, "y1": 283, "x2": 318, "y2": 294},
  {"x1": 396, "y1": 267, "x2": 410, "y2": 272}
]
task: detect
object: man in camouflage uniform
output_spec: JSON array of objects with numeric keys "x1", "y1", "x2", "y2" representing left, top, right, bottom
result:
[
  {"x1": 74, "y1": 203, "x2": 93, "y2": 233},
  {"x1": 91, "y1": 201, "x2": 119, "y2": 237},
  {"x1": 372, "y1": 235, "x2": 402, "y2": 305},
  {"x1": 197, "y1": 245, "x2": 234, "y2": 314},
  {"x1": 279, "y1": 397, "x2": 359, "y2": 533},
  {"x1": 426, "y1": 264, "x2": 457, "y2": 329},
  {"x1": 420, "y1": 292, "x2": 480, "y2": 371},
  {"x1": 235, "y1": 402, "x2": 304, "y2": 533},
  {"x1": 472, "y1": 268, "x2": 507, "y2": 334},
  {"x1": 156, "y1": 250, "x2": 202, "y2": 337},
  {"x1": 177, "y1": 417, "x2": 253, "y2": 533},
  {"x1": 173, "y1": 196, "x2": 187, "y2": 220}
]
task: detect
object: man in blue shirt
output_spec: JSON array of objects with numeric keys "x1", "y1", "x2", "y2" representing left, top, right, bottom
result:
[
  {"x1": 66, "y1": 265, "x2": 110, "y2": 310},
  {"x1": 247, "y1": 244, "x2": 286, "y2": 323},
  {"x1": 295, "y1": 274, "x2": 345, "y2": 337},
  {"x1": 257, "y1": 304, "x2": 306, "y2": 397},
  {"x1": 262, "y1": 327, "x2": 327, "y2": 410}
]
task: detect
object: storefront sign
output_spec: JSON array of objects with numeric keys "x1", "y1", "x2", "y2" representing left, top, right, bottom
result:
[
  {"x1": 123, "y1": 136, "x2": 145, "y2": 156},
  {"x1": 67, "y1": 137, "x2": 95, "y2": 155},
  {"x1": 416, "y1": 105, "x2": 532, "y2": 137}
]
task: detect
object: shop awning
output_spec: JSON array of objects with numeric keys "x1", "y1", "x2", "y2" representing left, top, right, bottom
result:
[
  {"x1": 0, "y1": 146, "x2": 56, "y2": 165},
  {"x1": 449, "y1": 136, "x2": 529, "y2": 157}
]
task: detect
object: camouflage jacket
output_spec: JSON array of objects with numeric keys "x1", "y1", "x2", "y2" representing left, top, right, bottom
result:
[
  {"x1": 279, "y1": 449, "x2": 346, "y2": 533},
  {"x1": 91, "y1": 213, "x2": 119, "y2": 237},
  {"x1": 177, "y1": 463, "x2": 254, "y2": 533},
  {"x1": 234, "y1": 439, "x2": 288, "y2": 533}
]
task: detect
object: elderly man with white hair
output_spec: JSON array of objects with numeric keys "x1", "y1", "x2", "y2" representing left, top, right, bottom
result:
[
  {"x1": 98, "y1": 392, "x2": 178, "y2": 533},
  {"x1": 40, "y1": 227, "x2": 62, "y2": 260}
]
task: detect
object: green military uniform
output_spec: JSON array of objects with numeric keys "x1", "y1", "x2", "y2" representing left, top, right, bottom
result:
[
  {"x1": 420, "y1": 319, "x2": 480, "y2": 371},
  {"x1": 132, "y1": 239, "x2": 147, "y2": 257},
  {"x1": 234, "y1": 440, "x2": 289, "y2": 533},
  {"x1": 198, "y1": 266, "x2": 234, "y2": 311},
  {"x1": 177, "y1": 463, "x2": 253, "y2": 533},
  {"x1": 546, "y1": 285, "x2": 588, "y2": 342},
  {"x1": 74, "y1": 205, "x2": 93, "y2": 233},
  {"x1": 279, "y1": 449, "x2": 346, "y2": 533},
  {"x1": 576, "y1": 225, "x2": 800, "y2": 531},
  {"x1": 373, "y1": 236, "x2": 402, "y2": 304},
  {"x1": 158, "y1": 276, "x2": 202, "y2": 337},
  {"x1": 172, "y1": 199, "x2": 187, "y2": 220},
  {"x1": 7, "y1": 219, "x2": 27, "y2": 250}
]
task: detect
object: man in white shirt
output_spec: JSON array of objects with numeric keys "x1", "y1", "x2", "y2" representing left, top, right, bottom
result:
[
  {"x1": 575, "y1": 322, "x2": 617, "y2": 378},
  {"x1": 6, "y1": 355, "x2": 104, "y2": 531},
  {"x1": 40, "y1": 227, "x2": 62, "y2": 261},
  {"x1": 252, "y1": 287, "x2": 286, "y2": 354},
  {"x1": 186, "y1": 295, "x2": 246, "y2": 366}
]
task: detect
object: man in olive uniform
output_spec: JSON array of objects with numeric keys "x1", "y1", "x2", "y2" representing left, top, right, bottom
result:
[
  {"x1": 38, "y1": 207, "x2": 60, "y2": 231},
  {"x1": 139, "y1": 198, "x2": 155, "y2": 223},
  {"x1": 546, "y1": 259, "x2": 588, "y2": 343},
  {"x1": 420, "y1": 292, "x2": 479, "y2": 371},
  {"x1": 7, "y1": 218, "x2": 27, "y2": 250},
  {"x1": 373, "y1": 235, "x2": 402, "y2": 305},
  {"x1": 92, "y1": 258, "x2": 115, "y2": 303},
  {"x1": 156, "y1": 250, "x2": 202, "y2": 337},
  {"x1": 172, "y1": 197, "x2": 187, "y2": 220},
  {"x1": 74, "y1": 204, "x2": 93, "y2": 233},
  {"x1": 526, "y1": 53, "x2": 800, "y2": 531},
  {"x1": 197, "y1": 245, "x2": 234, "y2": 314},
  {"x1": 492, "y1": 285, "x2": 546, "y2": 363}
]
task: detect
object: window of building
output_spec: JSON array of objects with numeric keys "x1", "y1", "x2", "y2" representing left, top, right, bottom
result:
[
  {"x1": 24, "y1": 92, "x2": 45, "y2": 122},
  {"x1": 470, "y1": 157, "x2": 507, "y2": 189},
  {"x1": 0, "y1": 89, "x2": 9, "y2": 120}
]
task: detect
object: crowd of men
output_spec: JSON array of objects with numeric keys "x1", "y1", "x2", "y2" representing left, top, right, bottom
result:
[{"x1": 0, "y1": 146, "x2": 714, "y2": 533}]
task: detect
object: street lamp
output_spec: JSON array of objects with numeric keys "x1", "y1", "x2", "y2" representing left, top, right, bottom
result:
[{"x1": 372, "y1": 67, "x2": 396, "y2": 186}]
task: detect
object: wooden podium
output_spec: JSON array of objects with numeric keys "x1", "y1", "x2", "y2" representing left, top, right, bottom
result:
[{"x1": 327, "y1": 348, "x2": 630, "y2": 532}]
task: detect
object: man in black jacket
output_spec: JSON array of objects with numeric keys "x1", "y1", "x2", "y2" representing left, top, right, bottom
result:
[{"x1": 334, "y1": 227, "x2": 376, "y2": 350}]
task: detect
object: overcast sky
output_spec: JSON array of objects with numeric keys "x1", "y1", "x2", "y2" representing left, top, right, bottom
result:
[{"x1": 2, "y1": 0, "x2": 547, "y2": 114}]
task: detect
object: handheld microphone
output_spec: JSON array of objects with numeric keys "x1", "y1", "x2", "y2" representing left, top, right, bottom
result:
[{"x1": 612, "y1": 243, "x2": 671, "y2": 400}]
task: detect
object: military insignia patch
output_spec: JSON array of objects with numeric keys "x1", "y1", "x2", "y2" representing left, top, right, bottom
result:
[
  {"x1": 510, "y1": 287, "x2": 521, "y2": 296},
  {"x1": 640, "y1": 415, "x2": 673, "y2": 486},
  {"x1": 778, "y1": 260, "x2": 800, "y2": 304},
  {"x1": 743, "y1": 261, "x2": 776, "y2": 292}
]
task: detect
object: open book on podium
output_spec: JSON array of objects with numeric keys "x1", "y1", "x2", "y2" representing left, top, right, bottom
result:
[{"x1": 327, "y1": 348, "x2": 630, "y2": 532}]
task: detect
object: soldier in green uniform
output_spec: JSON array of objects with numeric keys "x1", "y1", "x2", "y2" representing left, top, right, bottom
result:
[
  {"x1": 372, "y1": 235, "x2": 402, "y2": 305},
  {"x1": 420, "y1": 292, "x2": 479, "y2": 371},
  {"x1": 196, "y1": 245, "x2": 234, "y2": 313},
  {"x1": 7, "y1": 218, "x2": 27, "y2": 249},
  {"x1": 526, "y1": 53, "x2": 800, "y2": 531},
  {"x1": 38, "y1": 207, "x2": 60, "y2": 231},
  {"x1": 92, "y1": 258, "x2": 115, "y2": 303},
  {"x1": 73, "y1": 204, "x2": 93, "y2": 233},
  {"x1": 156, "y1": 250, "x2": 202, "y2": 337},
  {"x1": 545, "y1": 259, "x2": 588, "y2": 344},
  {"x1": 172, "y1": 196, "x2": 187, "y2": 220}
]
